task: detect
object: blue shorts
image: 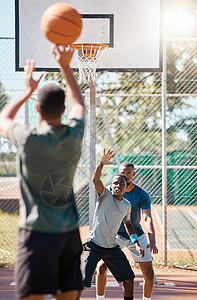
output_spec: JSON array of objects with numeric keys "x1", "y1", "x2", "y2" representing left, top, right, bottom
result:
[
  {"x1": 81, "y1": 241, "x2": 135, "y2": 287},
  {"x1": 15, "y1": 228, "x2": 83, "y2": 298}
]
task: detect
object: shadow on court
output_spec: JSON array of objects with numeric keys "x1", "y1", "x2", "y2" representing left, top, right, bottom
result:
[{"x1": 0, "y1": 268, "x2": 197, "y2": 300}]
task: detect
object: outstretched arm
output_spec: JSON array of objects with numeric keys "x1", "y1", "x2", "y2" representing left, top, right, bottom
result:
[
  {"x1": 124, "y1": 220, "x2": 144, "y2": 258},
  {"x1": 51, "y1": 45, "x2": 85, "y2": 119},
  {"x1": 0, "y1": 60, "x2": 43, "y2": 138},
  {"x1": 93, "y1": 148, "x2": 116, "y2": 195},
  {"x1": 142, "y1": 209, "x2": 158, "y2": 254}
]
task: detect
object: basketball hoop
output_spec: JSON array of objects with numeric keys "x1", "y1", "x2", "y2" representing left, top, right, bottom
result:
[{"x1": 73, "y1": 43, "x2": 109, "y2": 83}]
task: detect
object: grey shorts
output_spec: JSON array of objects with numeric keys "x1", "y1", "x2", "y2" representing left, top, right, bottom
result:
[
  {"x1": 81, "y1": 241, "x2": 135, "y2": 287},
  {"x1": 116, "y1": 233, "x2": 153, "y2": 263},
  {"x1": 15, "y1": 228, "x2": 83, "y2": 299}
]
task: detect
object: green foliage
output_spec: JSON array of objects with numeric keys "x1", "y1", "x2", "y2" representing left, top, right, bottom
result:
[
  {"x1": 0, "y1": 82, "x2": 9, "y2": 112},
  {"x1": 44, "y1": 71, "x2": 89, "y2": 91},
  {"x1": 44, "y1": 42, "x2": 197, "y2": 157},
  {"x1": 0, "y1": 210, "x2": 19, "y2": 266},
  {"x1": 0, "y1": 152, "x2": 16, "y2": 176}
]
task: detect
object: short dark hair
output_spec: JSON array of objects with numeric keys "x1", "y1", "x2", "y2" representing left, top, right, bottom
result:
[
  {"x1": 119, "y1": 161, "x2": 134, "y2": 169},
  {"x1": 111, "y1": 173, "x2": 127, "y2": 183},
  {"x1": 37, "y1": 83, "x2": 65, "y2": 118}
]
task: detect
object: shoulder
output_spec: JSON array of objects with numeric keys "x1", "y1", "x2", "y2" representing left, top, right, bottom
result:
[
  {"x1": 105, "y1": 184, "x2": 111, "y2": 191},
  {"x1": 64, "y1": 117, "x2": 85, "y2": 135},
  {"x1": 122, "y1": 197, "x2": 131, "y2": 208},
  {"x1": 7, "y1": 122, "x2": 35, "y2": 147},
  {"x1": 134, "y1": 185, "x2": 151, "y2": 209},
  {"x1": 99, "y1": 186, "x2": 112, "y2": 199},
  {"x1": 7, "y1": 122, "x2": 34, "y2": 135},
  {"x1": 135, "y1": 184, "x2": 150, "y2": 198}
]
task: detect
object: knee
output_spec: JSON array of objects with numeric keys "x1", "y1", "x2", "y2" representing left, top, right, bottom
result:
[
  {"x1": 144, "y1": 268, "x2": 154, "y2": 283},
  {"x1": 97, "y1": 262, "x2": 108, "y2": 278},
  {"x1": 123, "y1": 278, "x2": 134, "y2": 287}
]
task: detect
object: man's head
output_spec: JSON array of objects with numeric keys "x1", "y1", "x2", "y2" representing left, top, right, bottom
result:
[
  {"x1": 118, "y1": 161, "x2": 135, "y2": 185},
  {"x1": 111, "y1": 173, "x2": 127, "y2": 199},
  {"x1": 37, "y1": 83, "x2": 65, "y2": 119}
]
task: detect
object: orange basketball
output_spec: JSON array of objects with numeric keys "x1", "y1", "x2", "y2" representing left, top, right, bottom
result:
[{"x1": 40, "y1": 3, "x2": 82, "y2": 45}]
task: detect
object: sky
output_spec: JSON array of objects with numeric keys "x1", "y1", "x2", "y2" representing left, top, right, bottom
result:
[
  {"x1": 0, "y1": 0, "x2": 44, "y2": 94},
  {"x1": 0, "y1": 0, "x2": 14, "y2": 37}
]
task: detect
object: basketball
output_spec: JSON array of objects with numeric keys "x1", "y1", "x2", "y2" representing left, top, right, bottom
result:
[{"x1": 40, "y1": 3, "x2": 82, "y2": 45}]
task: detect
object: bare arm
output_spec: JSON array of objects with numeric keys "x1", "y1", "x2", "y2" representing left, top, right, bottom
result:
[
  {"x1": 93, "y1": 162, "x2": 105, "y2": 196},
  {"x1": 142, "y1": 208, "x2": 158, "y2": 254},
  {"x1": 124, "y1": 220, "x2": 144, "y2": 258},
  {"x1": 0, "y1": 60, "x2": 43, "y2": 138},
  {"x1": 93, "y1": 148, "x2": 116, "y2": 195},
  {"x1": 51, "y1": 45, "x2": 85, "y2": 119}
]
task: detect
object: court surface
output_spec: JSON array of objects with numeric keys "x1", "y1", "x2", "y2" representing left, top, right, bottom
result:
[{"x1": 0, "y1": 267, "x2": 197, "y2": 300}]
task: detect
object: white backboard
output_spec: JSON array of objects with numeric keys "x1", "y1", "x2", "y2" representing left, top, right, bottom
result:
[{"x1": 15, "y1": 0, "x2": 162, "y2": 72}]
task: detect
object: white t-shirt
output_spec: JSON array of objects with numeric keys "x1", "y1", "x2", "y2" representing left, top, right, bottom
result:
[{"x1": 86, "y1": 187, "x2": 131, "y2": 248}]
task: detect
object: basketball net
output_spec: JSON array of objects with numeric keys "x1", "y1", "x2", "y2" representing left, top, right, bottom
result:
[{"x1": 74, "y1": 43, "x2": 108, "y2": 83}]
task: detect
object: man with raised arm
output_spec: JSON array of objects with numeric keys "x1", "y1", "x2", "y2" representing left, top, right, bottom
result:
[
  {"x1": 0, "y1": 45, "x2": 85, "y2": 300},
  {"x1": 96, "y1": 161, "x2": 158, "y2": 300},
  {"x1": 78, "y1": 149, "x2": 144, "y2": 300}
]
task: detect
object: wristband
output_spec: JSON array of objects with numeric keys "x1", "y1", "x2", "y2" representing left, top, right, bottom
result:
[{"x1": 130, "y1": 234, "x2": 138, "y2": 243}]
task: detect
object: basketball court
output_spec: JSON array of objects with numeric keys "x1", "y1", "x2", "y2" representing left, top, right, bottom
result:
[
  {"x1": 0, "y1": 267, "x2": 197, "y2": 300},
  {"x1": 1, "y1": 178, "x2": 197, "y2": 252},
  {"x1": 0, "y1": 1, "x2": 196, "y2": 300}
]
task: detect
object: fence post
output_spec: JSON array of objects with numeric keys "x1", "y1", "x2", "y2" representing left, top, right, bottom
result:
[
  {"x1": 25, "y1": 101, "x2": 29, "y2": 125},
  {"x1": 162, "y1": 40, "x2": 167, "y2": 266},
  {"x1": 89, "y1": 80, "x2": 96, "y2": 230}
]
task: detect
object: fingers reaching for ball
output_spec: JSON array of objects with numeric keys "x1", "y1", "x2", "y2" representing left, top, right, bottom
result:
[{"x1": 52, "y1": 45, "x2": 74, "y2": 69}]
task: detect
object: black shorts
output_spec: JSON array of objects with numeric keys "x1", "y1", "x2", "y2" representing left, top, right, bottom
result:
[
  {"x1": 81, "y1": 241, "x2": 135, "y2": 287},
  {"x1": 14, "y1": 228, "x2": 83, "y2": 299}
]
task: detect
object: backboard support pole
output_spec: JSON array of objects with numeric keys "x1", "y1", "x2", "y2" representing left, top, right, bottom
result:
[
  {"x1": 89, "y1": 80, "x2": 96, "y2": 229},
  {"x1": 162, "y1": 41, "x2": 167, "y2": 266}
]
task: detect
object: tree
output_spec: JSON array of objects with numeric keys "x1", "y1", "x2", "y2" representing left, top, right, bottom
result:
[{"x1": 0, "y1": 82, "x2": 9, "y2": 111}]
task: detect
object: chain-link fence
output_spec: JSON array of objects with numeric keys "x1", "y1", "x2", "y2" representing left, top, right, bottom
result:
[{"x1": 0, "y1": 37, "x2": 196, "y2": 268}]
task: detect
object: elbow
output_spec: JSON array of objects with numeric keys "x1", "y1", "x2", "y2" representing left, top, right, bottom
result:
[
  {"x1": 92, "y1": 177, "x2": 98, "y2": 184},
  {"x1": 93, "y1": 177, "x2": 100, "y2": 186}
]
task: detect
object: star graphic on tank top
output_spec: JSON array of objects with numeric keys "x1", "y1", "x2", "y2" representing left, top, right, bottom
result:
[{"x1": 40, "y1": 172, "x2": 73, "y2": 208}]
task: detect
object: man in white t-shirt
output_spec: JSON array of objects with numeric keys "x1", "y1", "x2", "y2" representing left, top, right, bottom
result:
[{"x1": 78, "y1": 149, "x2": 144, "y2": 300}]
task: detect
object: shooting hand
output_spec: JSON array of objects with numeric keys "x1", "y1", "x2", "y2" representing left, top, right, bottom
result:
[{"x1": 51, "y1": 44, "x2": 74, "y2": 69}]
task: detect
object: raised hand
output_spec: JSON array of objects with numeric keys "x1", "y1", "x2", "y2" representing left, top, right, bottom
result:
[
  {"x1": 100, "y1": 148, "x2": 116, "y2": 165},
  {"x1": 51, "y1": 44, "x2": 74, "y2": 69},
  {"x1": 24, "y1": 60, "x2": 44, "y2": 95}
]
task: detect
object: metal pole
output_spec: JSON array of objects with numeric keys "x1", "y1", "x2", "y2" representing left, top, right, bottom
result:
[
  {"x1": 162, "y1": 41, "x2": 167, "y2": 266},
  {"x1": 89, "y1": 80, "x2": 96, "y2": 229},
  {"x1": 25, "y1": 101, "x2": 29, "y2": 125},
  {"x1": 99, "y1": 99, "x2": 120, "y2": 167}
]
